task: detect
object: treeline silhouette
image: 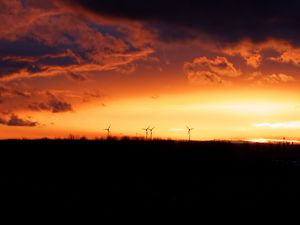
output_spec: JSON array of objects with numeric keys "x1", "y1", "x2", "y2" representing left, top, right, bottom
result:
[{"x1": 1, "y1": 139, "x2": 300, "y2": 222}]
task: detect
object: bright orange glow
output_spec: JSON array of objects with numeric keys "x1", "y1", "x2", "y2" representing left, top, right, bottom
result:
[
  {"x1": 247, "y1": 138, "x2": 300, "y2": 144},
  {"x1": 2, "y1": 87, "x2": 300, "y2": 141}
]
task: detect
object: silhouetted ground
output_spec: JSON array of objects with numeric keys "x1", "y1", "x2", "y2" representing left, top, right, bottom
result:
[{"x1": 1, "y1": 139, "x2": 300, "y2": 222}]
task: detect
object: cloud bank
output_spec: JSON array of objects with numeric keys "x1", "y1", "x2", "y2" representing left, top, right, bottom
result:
[{"x1": 67, "y1": 0, "x2": 300, "y2": 44}]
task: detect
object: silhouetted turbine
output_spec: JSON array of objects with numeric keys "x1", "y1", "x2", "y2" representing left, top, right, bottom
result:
[
  {"x1": 149, "y1": 127, "x2": 155, "y2": 140},
  {"x1": 186, "y1": 126, "x2": 194, "y2": 141},
  {"x1": 142, "y1": 126, "x2": 150, "y2": 139},
  {"x1": 104, "y1": 124, "x2": 111, "y2": 139}
]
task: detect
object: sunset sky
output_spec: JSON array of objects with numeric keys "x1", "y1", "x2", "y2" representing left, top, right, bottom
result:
[{"x1": 1, "y1": 0, "x2": 300, "y2": 140}]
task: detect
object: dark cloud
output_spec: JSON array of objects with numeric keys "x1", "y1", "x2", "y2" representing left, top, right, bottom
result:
[
  {"x1": 28, "y1": 102, "x2": 51, "y2": 111},
  {"x1": 28, "y1": 97, "x2": 73, "y2": 113},
  {"x1": 68, "y1": 0, "x2": 300, "y2": 44},
  {"x1": 7, "y1": 114, "x2": 38, "y2": 126},
  {"x1": 0, "y1": 43, "x2": 81, "y2": 79},
  {"x1": 66, "y1": 71, "x2": 88, "y2": 81},
  {"x1": 151, "y1": 95, "x2": 159, "y2": 99},
  {"x1": 0, "y1": 114, "x2": 38, "y2": 127},
  {"x1": 0, "y1": 84, "x2": 32, "y2": 99},
  {"x1": 82, "y1": 90, "x2": 106, "y2": 103},
  {"x1": 0, "y1": 117, "x2": 6, "y2": 124},
  {"x1": 83, "y1": 90, "x2": 106, "y2": 99},
  {"x1": 0, "y1": 39, "x2": 61, "y2": 58},
  {"x1": 0, "y1": 39, "x2": 76, "y2": 78},
  {"x1": 48, "y1": 98, "x2": 73, "y2": 113},
  {"x1": 0, "y1": 84, "x2": 75, "y2": 114}
]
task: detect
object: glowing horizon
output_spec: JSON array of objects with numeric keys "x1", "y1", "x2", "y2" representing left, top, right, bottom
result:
[{"x1": 1, "y1": 87, "x2": 300, "y2": 141}]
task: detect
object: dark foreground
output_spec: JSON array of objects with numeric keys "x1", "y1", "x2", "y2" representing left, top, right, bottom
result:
[{"x1": 1, "y1": 139, "x2": 300, "y2": 222}]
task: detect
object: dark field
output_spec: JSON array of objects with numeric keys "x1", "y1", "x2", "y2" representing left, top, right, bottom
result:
[{"x1": 1, "y1": 139, "x2": 300, "y2": 221}]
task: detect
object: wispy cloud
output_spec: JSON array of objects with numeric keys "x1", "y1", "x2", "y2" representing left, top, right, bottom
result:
[
  {"x1": 0, "y1": 48, "x2": 154, "y2": 81},
  {"x1": 0, "y1": 0, "x2": 155, "y2": 81},
  {"x1": 247, "y1": 72, "x2": 295, "y2": 85},
  {"x1": 253, "y1": 121, "x2": 300, "y2": 129}
]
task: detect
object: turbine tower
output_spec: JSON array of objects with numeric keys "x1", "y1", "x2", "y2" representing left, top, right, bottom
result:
[
  {"x1": 142, "y1": 126, "x2": 150, "y2": 139},
  {"x1": 104, "y1": 124, "x2": 111, "y2": 139},
  {"x1": 186, "y1": 126, "x2": 194, "y2": 142},
  {"x1": 148, "y1": 127, "x2": 155, "y2": 140}
]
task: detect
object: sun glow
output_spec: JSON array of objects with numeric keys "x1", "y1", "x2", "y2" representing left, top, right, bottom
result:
[
  {"x1": 247, "y1": 138, "x2": 300, "y2": 144},
  {"x1": 205, "y1": 102, "x2": 293, "y2": 115},
  {"x1": 1, "y1": 87, "x2": 300, "y2": 141}
]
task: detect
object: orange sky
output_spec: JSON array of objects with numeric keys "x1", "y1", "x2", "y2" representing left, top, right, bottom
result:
[
  {"x1": 2, "y1": 86, "x2": 300, "y2": 141},
  {"x1": 1, "y1": 0, "x2": 300, "y2": 141}
]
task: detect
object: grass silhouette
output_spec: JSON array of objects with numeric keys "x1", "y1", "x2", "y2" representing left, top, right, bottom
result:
[{"x1": 1, "y1": 139, "x2": 300, "y2": 221}]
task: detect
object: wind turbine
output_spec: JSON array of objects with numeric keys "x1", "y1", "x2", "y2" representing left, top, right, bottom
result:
[
  {"x1": 186, "y1": 126, "x2": 194, "y2": 142},
  {"x1": 104, "y1": 124, "x2": 111, "y2": 139},
  {"x1": 142, "y1": 126, "x2": 150, "y2": 139},
  {"x1": 148, "y1": 127, "x2": 155, "y2": 140}
]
